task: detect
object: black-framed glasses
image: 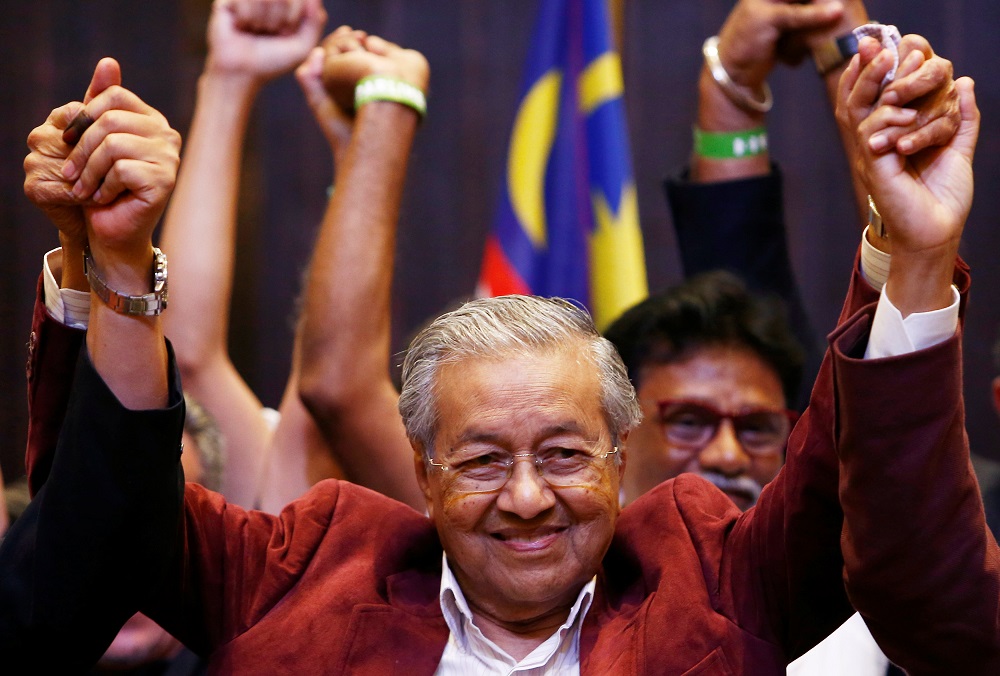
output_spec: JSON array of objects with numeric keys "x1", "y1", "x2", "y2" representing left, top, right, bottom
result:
[
  {"x1": 426, "y1": 446, "x2": 619, "y2": 494},
  {"x1": 656, "y1": 399, "x2": 797, "y2": 456}
]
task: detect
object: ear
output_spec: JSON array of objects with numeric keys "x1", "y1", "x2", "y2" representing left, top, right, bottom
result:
[
  {"x1": 413, "y1": 443, "x2": 435, "y2": 519},
  {"x1": 616, "y1": 431, "x2": 628, "y2": 482},
  {"x1": 992, "y1": 376, "x2": 1000, "y2": 417}
]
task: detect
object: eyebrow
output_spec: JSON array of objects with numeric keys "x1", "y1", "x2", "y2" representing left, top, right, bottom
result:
[{"x1": 454, "y1": 422, "x2": 591, "y2": 447}]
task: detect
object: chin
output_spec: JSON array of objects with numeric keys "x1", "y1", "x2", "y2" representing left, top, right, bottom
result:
[{"x1": 97, "y1": 613, "x2": 181, "y2": 669}]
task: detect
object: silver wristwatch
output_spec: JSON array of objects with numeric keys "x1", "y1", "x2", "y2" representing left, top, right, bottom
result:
[{"x1": 84, "y1": 246, "x2": 169, "y2": 316}]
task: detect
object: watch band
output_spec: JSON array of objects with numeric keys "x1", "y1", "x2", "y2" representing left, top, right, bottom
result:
[
  {"x1": 84, "y1": 246, "x2": 169, "y2": 316},
  {"x1": 867, "y1": 194, "x2": 886, "y2": 239},
  {"x1": 813, "y1": 32, "x2": 860, "y2": 76}
]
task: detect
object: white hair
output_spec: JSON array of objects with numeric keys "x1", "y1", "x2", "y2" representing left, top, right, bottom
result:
[{"x1": 398, "y1": 295, "x2": 642, "y2": 455}]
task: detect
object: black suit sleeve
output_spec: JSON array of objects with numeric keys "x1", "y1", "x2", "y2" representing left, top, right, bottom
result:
[
  {"x1": 665, "y1": 165, "x2": 822, "y2": 409},
  {"x1": 0, "y1": 342, "x2": 185, "y2": 672}
]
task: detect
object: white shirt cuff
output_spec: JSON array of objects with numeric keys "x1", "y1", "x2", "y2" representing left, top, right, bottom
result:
[
  {"x1": 865, "y1": 284, "x2": 960, "y2": 359},
  {"x1": 860, "y1": 226, "x2": 891, "y2": 291},
  {"x1": 43, "y1": 248, "x2": 90, "y2": 330}
]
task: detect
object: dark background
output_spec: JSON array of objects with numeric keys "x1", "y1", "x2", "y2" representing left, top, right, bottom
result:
[{"x1": 3, "y1": 1, "x2": 998, "y2": 485}]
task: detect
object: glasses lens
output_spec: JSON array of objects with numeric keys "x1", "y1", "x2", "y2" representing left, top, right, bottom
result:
[
  {"x1": 734, "y1": 412, "x2": 789, "y2": 453},
  {"x1": 660, "y1": 403, "x2": 717, "y2": 448},
  {"x1": 442, "y1": 447, "x2": 612, "y2": 492},
  {"x1": 537, "y1": 447, "x2": 608, "y2": 487},
  {"x1": 447, "y1": 451, "x2": 511, "y2": 492}
]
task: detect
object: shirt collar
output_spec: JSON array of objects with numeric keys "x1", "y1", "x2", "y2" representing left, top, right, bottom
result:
[{"x1": 438, "y1": 553, "x2": 596, "y2": 663}]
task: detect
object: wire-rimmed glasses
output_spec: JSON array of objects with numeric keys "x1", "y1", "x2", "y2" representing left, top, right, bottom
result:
[{"x1": 426, "y1": 446, "x2": 619, "y2": 494}]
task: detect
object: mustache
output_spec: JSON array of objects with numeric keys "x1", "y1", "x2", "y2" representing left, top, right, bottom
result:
[{"x1": 698, "y1": 471, "x2": 763, "y2": 506}]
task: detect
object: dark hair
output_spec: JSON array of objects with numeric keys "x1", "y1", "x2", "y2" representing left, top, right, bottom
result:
[{"x1": 603, "y1": 270, "x2": 804, "y2": 404}]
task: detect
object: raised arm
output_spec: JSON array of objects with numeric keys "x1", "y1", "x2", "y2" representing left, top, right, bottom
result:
[
  {"x1": 2, "y1": 58, "x2": 184, "y2": 669},
  {"x1": 835, "y1": 39, "x2": 999, "y2": 672},
  {"x1": 689, "y1": 0, "x2": 845, "y2": 184},
  {"x1": 160, "y1": 0, "x2": 325, "y2": 506},
  {"x1": 294, "y1": 27, "x2": 427, "y2": 510}
]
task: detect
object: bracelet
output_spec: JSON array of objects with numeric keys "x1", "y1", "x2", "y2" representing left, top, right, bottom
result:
[
  {"x1": 83, "y1": 246, "x2": 169, "y2": 316},
  {"x1": 354, "y1": 75, "x2": 427, "y2": 118},
  {"x1": 702, "y1": 36, "x2": 772, "y2": 114},
  {"x1": 812, "y1": 32, "x2": 860, "y2": 76},
  {"x1": 693, "y1": 126, "x2": 768, "y2": 159}
]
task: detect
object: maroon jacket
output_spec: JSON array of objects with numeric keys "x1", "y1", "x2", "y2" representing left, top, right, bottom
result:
[{"x1": 17, "y1": 258, "x2": 999, "y2": 674}]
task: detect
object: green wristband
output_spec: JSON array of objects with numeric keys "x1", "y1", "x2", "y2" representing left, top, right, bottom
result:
[
  {"x1": 354, "y1": 75, "x2": 427, "y2": 118},
  {"x1": 693, "y1": 126, "x2": 768, "y2": 159}
]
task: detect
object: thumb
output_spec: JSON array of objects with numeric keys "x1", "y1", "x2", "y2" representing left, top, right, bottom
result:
[
  {"x1": 951, "y1": 77, "x2": 980, "y2": 164},
  {"x1": 84, "y1": 57, "x2": 122, "y2": 103},
  {"x1": 295, "y1": 47, "x2": 331, "y2": 113}
]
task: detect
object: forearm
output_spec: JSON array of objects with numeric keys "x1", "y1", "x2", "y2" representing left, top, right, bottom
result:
[
  {"x1": 160, "y1": 72, "x2": 258, "y2": 371},
  {"x1": 297, "y1": 101, "x2": 422, "y2": 506},
  {"x1": 86, "y1": 246, "x2": 168, "y2": 410},
  {"x1": 690, "y1": 66, "x2": 769, "y2": 183}
]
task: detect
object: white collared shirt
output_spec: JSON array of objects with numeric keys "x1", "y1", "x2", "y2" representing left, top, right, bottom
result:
[{"x1": 435, "y1": 554, "x2": 595, "y2": 676}]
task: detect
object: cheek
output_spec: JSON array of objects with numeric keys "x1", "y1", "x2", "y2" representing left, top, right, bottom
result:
[
  {"x1": 749, "y1": 455, "x2": 783, "y2": 485},
  {"x1": 437, "y1": 491, "x2": 490, "y2": 534}
]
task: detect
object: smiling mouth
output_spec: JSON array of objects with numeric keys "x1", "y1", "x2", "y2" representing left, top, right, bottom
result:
[{"x1": 491, "y1": 527, "x2": 566, "y2": 552}]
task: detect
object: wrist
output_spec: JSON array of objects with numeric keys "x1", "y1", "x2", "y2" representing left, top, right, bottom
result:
[
  {"x1": 697, "y1": 67, "x2": 766, "y2": 132},
  {"x1": 354, "y1": 75, "x2": 427, "y2": 119},
  {"x1": 59, "y1": 233, "x2": 89, "y2": 291},
  {"x1": 198, "y1": 68, "x2": 261, "y2": 102},
  {"x1": 885, "y1": 246, "x2": 959, "y2": 317}
]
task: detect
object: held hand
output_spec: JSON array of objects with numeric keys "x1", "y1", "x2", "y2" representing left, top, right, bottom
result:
[
  {"x1": 294, "y1": 28, "x2": 364, "y2": 161},
  {"x1": 873, "y1": 35, "x2": 961, "y2": 156},
  {"x1": 797, "y1": 0, "x2": 868, "y2": 53},
  {"x1": 55, "y1": 60, "x2": 181, "y2": 259},
  {"x1": 23, "y1": 59, "x2": 122, "y2": 249},
  {"x1": 716, "y1": 0, "x2": 843, "y2": 89},
  {"x1": 839, "y1": 40, "x2": 979, "y2": 311},
  {"x1": 318, "y1": 26, "x2": 429, "y2": 113},
  {"x1": 206, "y1": 0, "x2": 326, "y2": 83}
]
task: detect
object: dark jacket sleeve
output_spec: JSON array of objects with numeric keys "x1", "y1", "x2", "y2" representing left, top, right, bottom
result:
[
  {"x1": 25, "y1": 272, "x2": 86, "y2": 496},
  {"x1": 665, "y1": 166, "x2": 821, "y2": 410},
  {"x1": 0, "y1": 343, "x2": 185, "y2": 672}
]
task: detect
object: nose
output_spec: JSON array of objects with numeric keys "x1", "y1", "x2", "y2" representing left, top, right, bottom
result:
[
  {"x1": 697, "y1": 419, "x2": 751, "y2": 477},
  {"x1": 496, "y1": 456, "x2": 556, "y2": 519}
]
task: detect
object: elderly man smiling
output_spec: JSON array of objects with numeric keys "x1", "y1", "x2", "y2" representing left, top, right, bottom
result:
[{"x1": 3, "y1": 28, "x2": 999, "y2": 676}]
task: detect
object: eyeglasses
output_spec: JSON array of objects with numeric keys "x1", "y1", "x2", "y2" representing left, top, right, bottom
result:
[
  {"x1": 656, "y1": 399, "x2": 797, "y2": 456},
  {"x1": 426, "y1": 446, "x2": 619, "y2": 494}
]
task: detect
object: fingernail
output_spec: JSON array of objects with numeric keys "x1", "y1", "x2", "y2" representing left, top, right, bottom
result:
[
  {"x1": 61, "y1": 160, "x2": 77, "y2": 179},
  {"x1": 72, "y1": 180, "x2": 85, "y2": 198},
  {"x1": 93, "y1": 188, "x2": 104, "y2": 203},
  {"x1": 869, "y1": 133, "x2": 889, "y2": 152},
  {"x1": 898, "y1": 138, "x2": 913, "y2": 153},
  {"x1": 880, "y1": 90, "x2": 899, "y2": 106}
]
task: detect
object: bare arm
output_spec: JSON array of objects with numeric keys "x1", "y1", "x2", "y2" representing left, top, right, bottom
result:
[
  {"x1": 295, "y1": 28, "x2": 427, "y2": 510},
  {"x1": 160, "y1": 0, "x2": 325, "y2": 506},
  {"x1": 691, "y1": 0, "x2": 844, "y2": 183}
]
